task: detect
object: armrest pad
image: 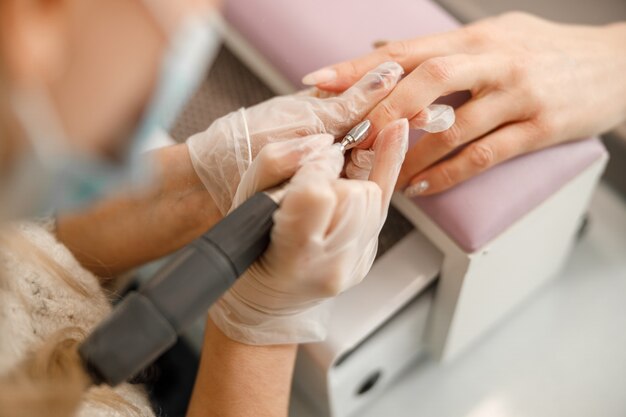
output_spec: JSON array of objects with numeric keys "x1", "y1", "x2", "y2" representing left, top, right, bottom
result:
[
  {"x1": 413, "y1": 138, "x2": 608, "y2": 252},
  {"x1": 224, "y1": 0, "x2": 459, "y2": 87}
]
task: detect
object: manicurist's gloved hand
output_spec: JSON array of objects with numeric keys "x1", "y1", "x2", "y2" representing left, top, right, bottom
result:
[
  {"x1": 209, "y1": 119, "x2": 409, "y2": 345},
  {"x1": 186, "y1": 61, "x2": 405, "y2": 214}
]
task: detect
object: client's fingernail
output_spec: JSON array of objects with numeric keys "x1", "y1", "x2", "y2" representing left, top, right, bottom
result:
[
  {"x1": 404, "y1": 180, "x2": 430, "y2": 197},
  {"x1": 372, "y1": 39, "x2": 389, "y2": 49},
  {"x1": 302, "y1": 68, "x2": 337, "y2": 86}
]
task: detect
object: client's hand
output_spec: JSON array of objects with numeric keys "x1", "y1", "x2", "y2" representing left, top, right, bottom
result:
[
  {"x1": 186, "y1": 62, "x2": 406, "y2": 214},
  {"x1": 209, "y1": 119, "x2": 409, "y2": 345},
  {"x1": 303, "y1": 12, "x2": 626, "y2": 195}
]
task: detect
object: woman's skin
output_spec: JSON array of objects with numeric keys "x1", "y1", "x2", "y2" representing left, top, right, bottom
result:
[
  {"x1": 55, "y1": 144, "x2": 222, "y2": 278},
  {"x1": 0, "y1": 1, "x2": 296, "y2": 416},
  {"x1": 303, "y1": 12, "x2": 626, "y2": 196},
  {"x1": 188, "y1": 320, "x2": 297, "y2": 417}
]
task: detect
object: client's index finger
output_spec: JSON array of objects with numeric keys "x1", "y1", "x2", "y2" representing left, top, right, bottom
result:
[{"x1": 302, "y1": 49, "x2": 393, "y2": 92}]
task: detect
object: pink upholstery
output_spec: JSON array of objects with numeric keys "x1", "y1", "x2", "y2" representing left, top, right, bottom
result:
[
  {"x1": 224, "y1": 0, "x2": 458, "y2": 86},
  {"x1": 224, "y1": 0, "x2": 608, "y2": 252},
  {"x1": 413, "y1": 138, "x2": 607, "y2": 252}
]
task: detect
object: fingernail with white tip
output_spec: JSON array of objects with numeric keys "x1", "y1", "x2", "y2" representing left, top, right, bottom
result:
[
  {"x1": 404, "y1": 180, "x2": 430, "y2": 197},
  {"x1": 302, "y1": 68, "x2": 337, "y2": 86}
]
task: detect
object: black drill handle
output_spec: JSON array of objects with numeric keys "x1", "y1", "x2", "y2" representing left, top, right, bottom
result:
[
  {"x1": 144, "y1": 191, "x2": 279, "y2": 329},
  {"x1": 202, "y1": 191, "x2": 278, "y2": 276},
  {"x1": 79, "y1": 192, "x2": 279, "y2": 386}
]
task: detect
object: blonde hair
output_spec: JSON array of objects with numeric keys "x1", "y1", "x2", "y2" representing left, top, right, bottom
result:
[
  {"x1": 0, "y1": 327, "x2": 90, "y2": 417},
  {"x1": 0, "y1": 234, "x2": 143, "y2": 417},
  {"x1": 0, "y1": 324, "x2": 142, "y2": 417}
]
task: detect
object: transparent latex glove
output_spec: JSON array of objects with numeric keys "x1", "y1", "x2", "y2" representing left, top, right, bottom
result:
[
  {"x1": 303, "y1": 88, "x2": 455, "y2": 134},
  {"x1": 186, "y1": 61, "x2": 404, "y2": 214},
  {"x1": 209, "y1": 119, "x2": 409, "y2": 345},
  {"x1": 346, "y1": 105, "x2": 455, "y2": 180}
]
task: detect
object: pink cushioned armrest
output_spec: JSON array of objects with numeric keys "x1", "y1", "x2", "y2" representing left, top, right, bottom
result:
[
  {"x1": 224, "y1": 0, "x2": 458, "y2": 86},
  {"x1": 413, "y1": 138, "x2": 607, "y2": 252},
  {"x1": 224, "y1": 0, "x2": 608, "y2": 252}
]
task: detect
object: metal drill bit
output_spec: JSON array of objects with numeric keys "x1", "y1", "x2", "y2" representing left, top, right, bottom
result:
[
  {"x1": 266, "y1": 120, "x2": 372, "y2": 204},
  {"x1": 336, "y1": 120, "x2": 371, "y2": 153}
]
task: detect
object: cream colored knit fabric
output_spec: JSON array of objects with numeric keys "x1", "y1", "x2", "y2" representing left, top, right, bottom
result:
[{"x1": 0, "y1": 222, "x2": 154, "y2": 417}]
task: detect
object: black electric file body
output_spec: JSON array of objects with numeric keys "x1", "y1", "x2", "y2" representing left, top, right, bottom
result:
[{"x1": 79, "y1": 192, "x2": 278, "y2": 386}]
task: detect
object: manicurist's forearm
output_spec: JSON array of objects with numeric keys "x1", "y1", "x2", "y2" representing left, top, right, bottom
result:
[
  {"x1": 187, "y1": 319, "x2": 297, "y2": 417},
  {"x1": 56, "y1": 143, "x2": 222, "y2": 278}
]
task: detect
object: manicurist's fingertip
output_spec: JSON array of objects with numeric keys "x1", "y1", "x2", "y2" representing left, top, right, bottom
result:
[
  {"x1": 377, "y1": 117, "x2": 408, "y2": 142},
  {"x1": 389, "y1": 117, "x2": 410, "y2": 133}
]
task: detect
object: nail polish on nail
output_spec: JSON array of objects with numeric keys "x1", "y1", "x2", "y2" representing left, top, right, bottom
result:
[
  {"x1": 404, "y1": 180, "x2": 429, "y2": 197},
  {"x1": 302, "y1": 68, "x2": 337, "y2": 86},
  {"x1": 372, "y1": 39, "x2": 389, "y2": 49}
]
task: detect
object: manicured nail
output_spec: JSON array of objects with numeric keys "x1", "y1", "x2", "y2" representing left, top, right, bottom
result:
[
  {"x1": 302, "y1": 68, "x2": 337, "y2": 86},
  {"x1": 372, "y1": 40, "x2": 389, "y2": 48},
  {"x1": 404, "y1": 180, "x2": 429, "y2": 197}
]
